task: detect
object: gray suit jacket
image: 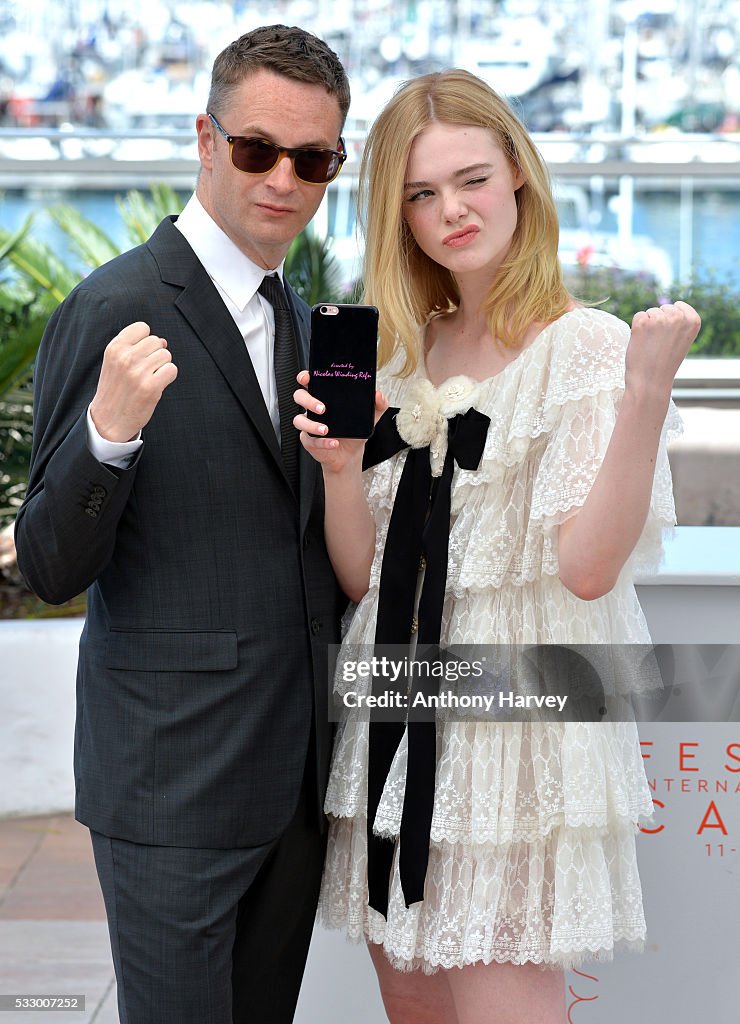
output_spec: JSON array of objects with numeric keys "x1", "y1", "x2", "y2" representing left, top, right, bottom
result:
[{"x1": 15, "y1": 216, "x2": 344, "y2": 847}]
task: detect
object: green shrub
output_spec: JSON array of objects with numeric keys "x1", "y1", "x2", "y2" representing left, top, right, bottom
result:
[
  {"x1": 566, "y1": 265, "x2": 740, "y2": 356},
  {"x1": 672, "y1": 272, "x2": 740, "y2": 356},
  {"x1": 0, "y1": 222, "x2": 46, "y2": 531}
]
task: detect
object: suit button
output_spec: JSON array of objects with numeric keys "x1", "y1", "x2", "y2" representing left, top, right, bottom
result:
[
  {"x1": 311, "y1": 619, "x2": 321, "y2": 635},
  {"x1": 92, "y1": 486, "x2": 107, "y2": 499},
  {"x1": 85, "y1": 508, "x2": 98, "y2": 518}
]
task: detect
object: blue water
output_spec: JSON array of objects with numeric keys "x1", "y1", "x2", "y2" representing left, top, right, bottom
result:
[
  {"x1": 1, "y1": 185, "x2": 739, "y2": 288},
  {"x1": 631, "y1": 191, "x2": 740, "y2": 287},
  {"x1": 0, "y1": 189, "x2": 191, "y2": 276}
]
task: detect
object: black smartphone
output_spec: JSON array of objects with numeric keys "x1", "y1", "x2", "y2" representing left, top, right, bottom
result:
[{"x1": 308, "y1": 303, "x2": 378, "y2": 438}]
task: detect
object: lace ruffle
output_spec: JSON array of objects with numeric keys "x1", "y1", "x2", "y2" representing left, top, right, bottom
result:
[
  {"x1": 319, "y1": 812, "x2": 648, "y2": 972},
  {"x1": 325, "y1": 719, "x2": 654, "y2": 841}
]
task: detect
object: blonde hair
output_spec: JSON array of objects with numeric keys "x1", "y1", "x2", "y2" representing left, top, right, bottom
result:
[{"x1": 358, "y1": 69, "x2": 572, "y2": 374}]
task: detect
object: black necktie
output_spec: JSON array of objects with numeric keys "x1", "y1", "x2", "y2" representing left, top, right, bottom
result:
[{"x1": 258, "y1": 274, "x2": 300, "y2": 495}]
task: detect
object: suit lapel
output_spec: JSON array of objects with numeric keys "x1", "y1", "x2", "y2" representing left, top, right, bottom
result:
[
  {"x1": 175, "y1": 283, "x2": 285, "y2": 465},
  {"x1": 148, "y1": 218, "x2": 289, "y2": 481},
  {"x1": 147, "y1": 218, "x2": 321, "y2": 516}
]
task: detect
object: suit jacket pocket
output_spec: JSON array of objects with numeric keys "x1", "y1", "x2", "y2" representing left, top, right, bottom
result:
[{"x1": 105, "y1": 629, "x2": 238, "y2": 672}]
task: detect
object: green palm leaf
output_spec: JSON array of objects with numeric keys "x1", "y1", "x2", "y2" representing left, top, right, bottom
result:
[
  {"x1": 0, "y1": 228, "x2": 80, "y2": 306},
  {"x1": 0, "y1": 220, "x2": 52, "y2": 398},
  {"x1": 117, "y1": 183, "x2": 185, "y2": 246},
  {"x1": 0, "y1": 215, "x2": 34, "y2": 264},
  {"x1": 0, "y1": 364, "x2": 35, "y2": 529},
  {"x1": 48, "y1": 204, "x2": 120, "y2": 270},
  {"x1": 0, "y1": 313, "x2": 45, "y2": 396},
  {"x1": 285, "y1": 231, "x2": 345, "y2": 305}
]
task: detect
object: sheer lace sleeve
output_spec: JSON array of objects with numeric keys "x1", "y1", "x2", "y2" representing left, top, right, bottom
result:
[{"x1": 529, "y1": 308, "x2": 682, "y2": 574}]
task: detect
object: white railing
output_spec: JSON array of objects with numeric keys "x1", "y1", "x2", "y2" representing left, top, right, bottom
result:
[
  {"x1": 0, "y1": 128, "x2": 738, "y2": 187},
  {"x1": 1, "y1": 128, "x2": 738, "y2": 322}
]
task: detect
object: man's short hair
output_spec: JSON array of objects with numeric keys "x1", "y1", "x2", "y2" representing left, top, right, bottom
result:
[{"x1": 207, "y1": 24, "x2": 350, "y2": 126}]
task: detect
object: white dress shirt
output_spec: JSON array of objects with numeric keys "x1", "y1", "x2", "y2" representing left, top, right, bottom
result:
[{"x1": 88, "y1": 193, "x2": 285, "y2": 467}]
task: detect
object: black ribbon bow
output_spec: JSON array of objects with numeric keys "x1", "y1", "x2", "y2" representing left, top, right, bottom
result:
[{"x1": 361, "y1": 404, "x2": 490, "y2": 917}]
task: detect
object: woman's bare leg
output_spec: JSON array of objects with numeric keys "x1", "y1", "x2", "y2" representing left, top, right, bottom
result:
[
  {"x1": 446, "y1": 960, "x2": 566, "y2": 1024},
  {"x1": 367, "y1": 942, "x2": 459, "y2": 1024}
]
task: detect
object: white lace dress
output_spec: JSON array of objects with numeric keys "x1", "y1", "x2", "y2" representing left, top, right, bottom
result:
[{"x1": 318, "y1": 307, "x2": 681, "y2": 972}]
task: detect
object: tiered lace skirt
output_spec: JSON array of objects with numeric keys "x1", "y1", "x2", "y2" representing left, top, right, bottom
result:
[{"x1": 318, "y1": 715, "x2": 654, "y2": 972}]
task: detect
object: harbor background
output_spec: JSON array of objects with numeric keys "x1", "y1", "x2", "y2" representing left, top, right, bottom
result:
[{"x1": 1, "y1": 0, "x2": 740, "y2": 289}]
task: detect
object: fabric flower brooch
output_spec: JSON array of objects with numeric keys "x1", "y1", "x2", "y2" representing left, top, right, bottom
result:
[{"x1": 395, "y1": 376, "x2": 483, "y2": 477}]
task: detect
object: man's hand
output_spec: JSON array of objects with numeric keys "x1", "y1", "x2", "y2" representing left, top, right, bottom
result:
[{"x1": 89, "y1": 322, "x2": 178, "y2": 442}]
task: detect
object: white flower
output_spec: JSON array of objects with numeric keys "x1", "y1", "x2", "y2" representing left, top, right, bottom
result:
[
  {"x1": 396, "y1": 380, "x2": 445, "y2": 448},
  {"x1": 439, "y1": 375, "x2": 481, "y2": 416},
  {"x1": 395, "y1": 375, "x2": 482, "y2": 478},
  {"x1": 396, "y1": 380, "x2": 449, "y2": 476}
]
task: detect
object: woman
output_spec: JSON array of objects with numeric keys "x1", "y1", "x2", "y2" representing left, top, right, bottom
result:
[{"x1": 294, "y1": 70, "x2": 699, "y2": 1023}]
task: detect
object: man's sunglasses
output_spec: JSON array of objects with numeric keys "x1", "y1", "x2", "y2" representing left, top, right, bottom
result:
[{"x1": 207, "y1": 112, "x2": 346, "y2": 185}]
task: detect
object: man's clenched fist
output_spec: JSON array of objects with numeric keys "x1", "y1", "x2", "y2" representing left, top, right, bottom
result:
[{"x1": 89, "y1": 322, "x2": 178, "y2": 442}]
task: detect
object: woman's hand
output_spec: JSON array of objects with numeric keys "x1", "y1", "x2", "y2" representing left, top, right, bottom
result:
[
  {"x1": 625, "y1": 300, "x2": 701, "y2": 404},
  {"x1": 293, "y1": 370, "x2": 388, "y2": 475},
  {"x1": 293, "y1": 370, "x2": 385, "y2": 601}
]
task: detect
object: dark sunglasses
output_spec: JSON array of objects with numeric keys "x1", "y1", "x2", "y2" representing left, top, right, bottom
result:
[{"x1": 207, "y1": 112, "x2": 346, "y2": 184}]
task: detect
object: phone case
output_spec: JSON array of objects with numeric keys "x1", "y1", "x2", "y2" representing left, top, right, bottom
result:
[{"x1": 308, "y1": 304, "x2": 378, "y2": 438}]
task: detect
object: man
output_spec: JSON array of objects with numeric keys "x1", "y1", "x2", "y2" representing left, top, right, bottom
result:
[{"x1": 15, "y1": 25, "x2": 350, "y2": 1024}]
